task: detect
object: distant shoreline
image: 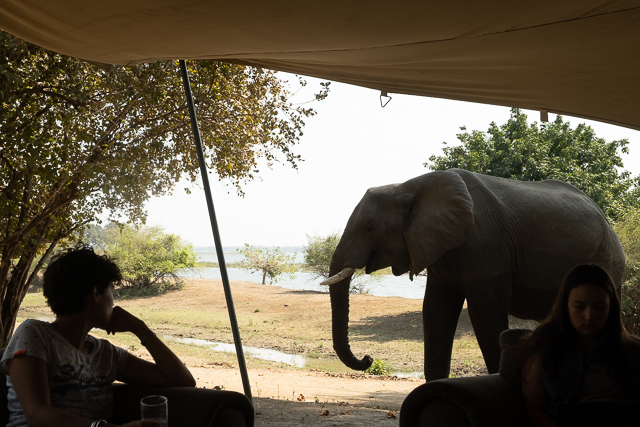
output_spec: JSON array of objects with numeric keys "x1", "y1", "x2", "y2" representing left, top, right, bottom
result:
[{"x1": 194, "y1": 246, "x2": 303, "y2": 253}]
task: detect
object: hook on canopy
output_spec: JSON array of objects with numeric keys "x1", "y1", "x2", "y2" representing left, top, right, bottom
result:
[{"x1": 380, "y1": 91, "x2": 392, "y2": 108}]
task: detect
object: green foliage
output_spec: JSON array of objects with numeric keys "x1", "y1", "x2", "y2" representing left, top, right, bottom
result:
[
  {"x1": 302, "y1": 233, "x2": 383, "y2": 294},
  {"x1": 614, "y1": 209, "x2": 640, "y2": 334},
  {"x1": 113, "y1": 281, "x2": 184, "y2": 300},
  {"x1": 83, "y1": 224, "x2": 109, "y2": 251},
  {"x1": 365, "y1": 359, "x2": 392, "y2": 376},
  {"x1": 237, "y1": 244, "x2": 296, "y2": 285},
  {"x1": 426, "y1": 109, "x2": 640, "y2": 222},
  {"x1": 621, "y1": 279, "x2": 640, "y2": 335},
  {"x1": 101, "y1": 224, "x2": 197, "y2": 288},
  {"x1": 0, "y1": 31, "x2": 328, "y2": 345},
  {"x1": 303, "y1": 232, "x2": 341, "y2": 279}
]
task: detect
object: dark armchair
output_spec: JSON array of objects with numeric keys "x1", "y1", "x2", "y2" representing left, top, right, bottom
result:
[
  {"x1": 400, "y1": 329, "x2": 530, "y2": 427},
  {"x1": 109, "y1": 384, "x2": 254, "y2": 427}
]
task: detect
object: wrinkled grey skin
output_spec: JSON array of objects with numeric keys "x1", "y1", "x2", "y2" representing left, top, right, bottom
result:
[{"x1": 329, "y1": 169, "x2": 625, "y2": 381}]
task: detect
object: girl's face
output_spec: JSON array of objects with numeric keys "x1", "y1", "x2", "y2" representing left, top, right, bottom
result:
[{"x1": 568, "y1": 283, "x2": 610, "y2": 337}]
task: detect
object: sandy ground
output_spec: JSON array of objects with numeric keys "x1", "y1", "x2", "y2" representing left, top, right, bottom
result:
[{"x1": 189, "y1": 365, "x2": 419, "y2": 426}]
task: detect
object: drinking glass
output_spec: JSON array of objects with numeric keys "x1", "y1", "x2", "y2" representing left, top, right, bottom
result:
[{"x1": 140, "y1": 395, "x2": 168, "y2": 427}]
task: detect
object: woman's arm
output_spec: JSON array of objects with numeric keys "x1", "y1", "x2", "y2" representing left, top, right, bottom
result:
[
  {"x1": 8, "y1": 355, "x2": 158, "y2": 427},
  {"x1": 521, "y1": 354, "x2": 556, "y2": 427},
  {"x1": 107, "y1": 306, "x2": 196, "y2": 387}
]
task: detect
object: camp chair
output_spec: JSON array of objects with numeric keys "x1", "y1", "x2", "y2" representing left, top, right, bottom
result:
[{"x1": 399, "y1": 329, "x2": 529, "y2": 426}]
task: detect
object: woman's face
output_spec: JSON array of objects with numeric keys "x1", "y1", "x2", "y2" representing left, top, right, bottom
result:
[
  {"x1": 94, "y1": 283, "x2": 115, "y2": 328},
  {"x1": 568, "y1": 283, "x2": 610, "y2": 337}
]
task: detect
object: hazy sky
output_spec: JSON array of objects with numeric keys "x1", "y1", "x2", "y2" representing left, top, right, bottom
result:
[{"x1": 144, "y1": 74, "x2": 640, "y2": 248}]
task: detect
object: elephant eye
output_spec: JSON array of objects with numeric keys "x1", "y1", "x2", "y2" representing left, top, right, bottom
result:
[{"x1": 365, "y1": 224, "x2": 374, "y2": 232}]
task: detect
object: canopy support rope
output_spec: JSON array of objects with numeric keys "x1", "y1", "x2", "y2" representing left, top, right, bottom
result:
[{"x1": 178, "y1": 59, "x2": 253, "y2": 402}]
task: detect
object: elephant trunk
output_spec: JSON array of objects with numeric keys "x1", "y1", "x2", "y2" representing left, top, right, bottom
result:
[{"x1": 329, "y1": 269, "x2": 374, "y2": 371}]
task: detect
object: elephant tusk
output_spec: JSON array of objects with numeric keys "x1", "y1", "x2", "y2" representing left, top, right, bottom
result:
[{"x1": 320, "y1": 267, "x2": 356, "y2": 286}]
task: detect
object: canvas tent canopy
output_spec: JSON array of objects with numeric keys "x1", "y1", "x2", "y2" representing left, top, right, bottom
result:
[
  {"x1": 1, "y1": 0, "x2": 639, "y2": 130},
  {"x1": 2, "y1": 0, "x2": 639, "y2": 409}
]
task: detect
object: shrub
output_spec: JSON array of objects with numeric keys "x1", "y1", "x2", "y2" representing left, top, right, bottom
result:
[
  {"x1": 621, "y1": 260, "x2": 640, "y2": 335},
  {"x1": 303, "y1": 232, "x2": 384, "y2": 294},
  {"x1": 365, "y1": 359, "x2": 392, "y2": 376},
  {"x1": 113, "y1": 280, "x2": 184, "y2": 300},
  {"x1": 614, "y1": 209, "x2": 640, "y2": 334},
  {"x1": 104, "y1": 224, "x2": 197, "y2": 288}
]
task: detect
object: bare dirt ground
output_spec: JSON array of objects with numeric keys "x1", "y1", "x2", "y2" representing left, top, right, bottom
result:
[
  {"x1": 19, "y1": 278, "x2": 536, "y2": 426},
  {"x1": 189, "y1": 366, "x2": 417, "y2": 426}
]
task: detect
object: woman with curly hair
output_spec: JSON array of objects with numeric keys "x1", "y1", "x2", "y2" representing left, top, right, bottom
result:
[{"x1": 1, "y1": 244, "x2": 248, "y2": 427}]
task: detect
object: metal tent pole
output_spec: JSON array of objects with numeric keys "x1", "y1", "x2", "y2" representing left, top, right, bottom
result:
[{"x1": 178, "y1": 59, "x2": 252, "y2": 402}]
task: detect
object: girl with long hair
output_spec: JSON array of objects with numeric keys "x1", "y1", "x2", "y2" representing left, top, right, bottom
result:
[{"x1": 521, "y1": 264, "x2": 640, "y2": 426}]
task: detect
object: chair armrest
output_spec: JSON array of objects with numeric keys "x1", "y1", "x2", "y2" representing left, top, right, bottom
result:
[
  {"x1": 399, "y1": 374, "x2": 526, "y2": 427},
  {"x1": 109, "y1": 384, "x2": 254, "y2": 427}
]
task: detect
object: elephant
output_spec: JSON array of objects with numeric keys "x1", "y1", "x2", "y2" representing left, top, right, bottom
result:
[{"x1": 322, "y1": 169, "x2": 625, "y2": 381}]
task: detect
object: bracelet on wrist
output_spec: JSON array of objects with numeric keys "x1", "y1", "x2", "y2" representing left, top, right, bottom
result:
[
  {"x1": 140, "y1": 330, "x2": 157, "y2": 346},
  {"x1": 91, "y1": 420, "x2": 107, "y2": 427}
]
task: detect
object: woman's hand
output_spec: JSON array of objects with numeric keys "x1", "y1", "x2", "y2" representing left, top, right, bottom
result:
[
  {"x1": 521, "y1": 355, "x2": 556, "y2": 427},
  {"x1": 106, "y1": 306, "x2": 147, "y2": 337}
]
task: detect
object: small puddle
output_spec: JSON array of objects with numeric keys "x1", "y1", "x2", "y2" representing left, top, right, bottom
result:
[
  {"x1": 165, "y1": 335, "x2": 306, "y2": 367},
  {"x1": 163, "y1": 334, "x2": 423, "y2": 378}
]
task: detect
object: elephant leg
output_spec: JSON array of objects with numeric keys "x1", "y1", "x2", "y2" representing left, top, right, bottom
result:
[
  {"x1": 466, "y1": 281, "x2": 510, "y2": 374},
  {"x1": 423, "y1": 279, "x2": 465, "y2": 381}
]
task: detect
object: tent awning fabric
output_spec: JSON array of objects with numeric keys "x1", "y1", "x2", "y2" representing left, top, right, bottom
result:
[{"x1": 1, "y1": 0, "x2": 639, "y2": 130}]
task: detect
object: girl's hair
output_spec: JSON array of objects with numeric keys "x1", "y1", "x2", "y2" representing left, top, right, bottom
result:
[
  {"x1": 43, "y1": 243, "x2": 121, "y2": 315},
  {"x1": 521, "y1": 264, "x2": 631, "y2": 387}
]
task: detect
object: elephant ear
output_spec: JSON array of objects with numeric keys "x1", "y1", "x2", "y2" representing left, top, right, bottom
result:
[{"x1": 399, "y1": 170, "x2": 474, "y2": 279}]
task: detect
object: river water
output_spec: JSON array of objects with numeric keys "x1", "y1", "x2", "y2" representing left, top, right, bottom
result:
[{"x1": 180, "y1": 251, "x2": 426, "y2": 300}]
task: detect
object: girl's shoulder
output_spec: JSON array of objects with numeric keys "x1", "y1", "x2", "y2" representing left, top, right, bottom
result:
[{"x1": 625, "y1": 334, "x2": 640, "y2": 355}]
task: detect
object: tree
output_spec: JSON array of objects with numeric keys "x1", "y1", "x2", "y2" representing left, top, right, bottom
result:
[
  {"x1": 302, "y1": 232, "x2": 341, "y2": 279},
  {"x1": 302, "y1": 233, "x2": 383, "y2": 294},
  {"x1": 83, "y1": 223, "x2": 109, "y2": 251},
  {"x1": 0, "y1": 32, "x2": 329, "y2": 345},
  {"x1": 100, "y1": 224, "x2": 197, "y2": 288},
  {"x1": 237, "y1": 244, "x2": 296, "y2": 285},
  {"x1": 426, "y1": 109, "x2": 640, "y2": 222},
  {"x1": 614, "y1": 209, "x2": 640, "y2": 334}
]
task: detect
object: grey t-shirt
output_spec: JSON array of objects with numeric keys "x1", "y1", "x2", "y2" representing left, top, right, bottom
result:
[{"x1": 0, "y1": 319, "x2": 128, "y2": 427}]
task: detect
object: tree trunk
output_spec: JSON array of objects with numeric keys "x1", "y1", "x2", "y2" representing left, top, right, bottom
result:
[
  {"x1": 1, "y1": 235, "x2": 44, "y2": 345},
  {"x1": 0, "y1": 218, "x2": 65, "y2": 346}
]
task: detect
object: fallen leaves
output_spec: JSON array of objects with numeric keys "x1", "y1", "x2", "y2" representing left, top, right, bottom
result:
[
  {"x1": 318, "y1": 406, "x2": 396, "y2": 419},
  {"x1": 323, "y1": 372, "x2": 409, "y2": 381}
]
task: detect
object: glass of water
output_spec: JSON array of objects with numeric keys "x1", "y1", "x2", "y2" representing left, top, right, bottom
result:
[{"x1": 140, "y1": 395, "x2": 168, "y2": 426}]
